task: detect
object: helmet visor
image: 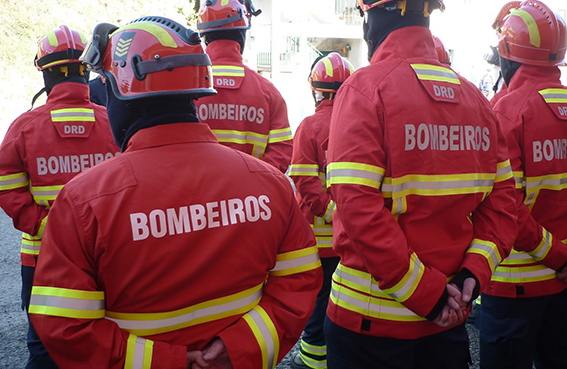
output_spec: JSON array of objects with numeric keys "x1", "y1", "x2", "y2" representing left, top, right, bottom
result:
[{"x1": 80, "y1": 23, "x2": 118, "y2": 74}]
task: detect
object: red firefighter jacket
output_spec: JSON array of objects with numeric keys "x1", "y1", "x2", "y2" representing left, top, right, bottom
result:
[
  {"x1": 490, "y1": 85, "x2": 508, "y2": 108},
  {"x1": 29, "y1": 123, "x2": 322, "y2": 369},
  {"x1": 289, "y1": 100, "x2": 337, "y2": 258},
  {"x1": 195, "y1": 40, "x2": 292, "y2": 173},
  {"x1": 326, "y1": 27, "x2": 518, "y2": 339},
  {"x1": 0, "y1": 82, "x2": 119, "y2": 267},
  {"x1": 485, "y1": 65, "x2": 567, "y2": 298}
]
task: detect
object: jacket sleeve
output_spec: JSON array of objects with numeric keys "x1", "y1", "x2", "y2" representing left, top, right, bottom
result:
[
  {"x1": 28, "y1": 188, "x2": 187, "y2": 369},
  {"x1": 217, "y1": 185, "x2": 323, "y2": 369},
  {"x1": 495, "y1": 110, "x2": 567, "y2": 270},
  {"x1": 261, "y1": 85, "x2": 293, "y2": 173},
  {"x1": 289, "y1": 122, "x2": 335, "y2": 221},
  {"x1": 327, "y1": 85, "x2": 447, "y2": 319},
  {"x1": 459, "y1": 112, "x2": 518, "y2": 290},
  {"x1": 0, "y1": 118, "x2": 49, "y2": 236}
]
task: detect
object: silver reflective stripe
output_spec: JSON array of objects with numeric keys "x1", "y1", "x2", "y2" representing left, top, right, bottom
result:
[
  {"x1": 271, "y1": 252, "x2": 320, "y2": 273},
  {"x1": 132, "y1": 337, "x2": 148, "y2": 369},
  {"x1": 0, "y1": 174, "x2": 29, "y2": 189},
  {"x1": 214, "y1": 131, "x2": 268, "y2": 146},
  {"x1": 530, "y1": 229, "x2": 551, "y2": 261},
  {"x1": 327, "y1": 168, "x2": 384, "y2": 184},
  {"x1": 393, "y1": 178, "x2": 494, "y2": 192},
  {"x1": 386, "y1": 256, "x2": 423, "y2": 301},
  {"x1": 246, "y1": 308, "x2": 276, "y2": 369},
  {"x1": 493, "y1": 267, "x2": 556, "y2": 280},
  {"x1": 289, "y1": 166, "x2": 318, "y2": 175},
  {"x1": 30, "y1": 294, "x2": 105, "y2": 311},
  {"x1": 526, "y1": 176, "x2": 567, "y2": 189},
  {"x1": 469, "y1": 241, "x2": 500, "y2": 269},
  {"x1": 51, "y1": 112, "x2": 94, "y2": 118},
  {"x1": 268, "y1": 129, "x2": 292, "y2": 141},
  {"x1": 31, "y1": 187, "x2": 61, "y2": 198},
  {"x1": 330, "y1": 286, "x2": 417, "y2": 317},
  {"x1": 334, "y1": 266, "x2": 381, "y2": 295}
]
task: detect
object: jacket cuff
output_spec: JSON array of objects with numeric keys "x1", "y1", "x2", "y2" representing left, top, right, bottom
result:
[{"x1": 425, "y1": 288, "x2": 449, "y2": 321}]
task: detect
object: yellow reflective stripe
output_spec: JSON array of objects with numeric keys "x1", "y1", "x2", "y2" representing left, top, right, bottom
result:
[
  {"x1": 539, "y1": 88, "x2": 567, "y2": 103},
  {"x1": 46, "y1": 31, "x2": 58, "y2": 47},
  {"x1": 20, "y1": 216, "x2": 48, "y2": 255},
  {"x1": 466, "y1": 239, "x2": 502, "y2": 273},
  {"x1": 124, "y1": 334, "x2": 153, "y2": 369},
  {"x1": 492, "y1": 264, "x2": 557, "y2": 283},
  {"x1": 330, "y1": 278, "x2": 425, "y2": 322},
  {"x1": 410, "y1": 64, "x2": 461, "y2": 84},
  {"x1": 390, "y1": 173, "x2": 495, "y2": 197},
  {"x1": 29, "y1": 286, "x2": 105, "y2": 319},
  {"x1": 51, "y1": 108, "x2": 95, "y2": 122},
  {"x1": 327, "y1": 162, "x2": 385, "y2": 189},
  {"x1": 270, "y1": 246, "x2": 321, "y2": 277},
  {"x1": 298, "y1": 350, "x2": 327, "y2": 369},
  {"x1": 322, "y1": 200, "x2": 336, "y2": 222},
  {"x1": 111, "y1": 24, "x2": 177, "y2": 48},
  {"x1": 382, "y1": 253, "x2": 424, "y2": 302},
  {"x1": 513, "y1": 171, "x2": 525, "y2": 189},
  {"x1": 243, "y1": 305, "x2": 279, "y2": 369},
  {"x1": 495, "y1": 160, "x2": 513, "y2": 182},
  {"x1": 212, "y1": 65, "x2": 245, "y2": 77},
  {"x1": 289, "y1": 164, "x2": 319, "y2": 176},
  {"x1": 42, "y1": 59, "x2": 74, "y2": 68},
  {"x1": 106, "y1": 283, "x2": 263, "y2": 336},
  {"x1": 511, "y1": 9, "x2": 541, "y2": 48},
  {"x1": 300, "y1": 339, "x2": 326, "y2": 355},
  {"x1": 0, "y1": 172, "x2": 29, "y2": 190},
  {"x1": 213, "y1": 129, "x2": 268, "y2": 146},
  {"x1": 528, "y1": 228, "x2": 552, "y2": 262},
  {"x1": 322, "y1": 58, "x2": 334, "y2": 77},
  {"x1": 268, "y1": 128, "x2": 293, "y2": 143},
  {"x1": 525, "y1": 173, "x2": 567, "y2": 191},
  {"x1": 31, "y1": 185, "x2": 63, "y2": 201},
  {"x1": 500, "y1": 249, "x2": 538, "y2": 265}
]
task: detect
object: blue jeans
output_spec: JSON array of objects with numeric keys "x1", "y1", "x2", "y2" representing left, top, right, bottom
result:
[
  {"x1": 21, "y1": 265, "x2": 59, "y2": 369},
  {"x1": 475, "y1": 290, "x2": 567, "y2": 369},
  {"x1": 324, "y1": 316, "x2": 470, "y2": 369}
]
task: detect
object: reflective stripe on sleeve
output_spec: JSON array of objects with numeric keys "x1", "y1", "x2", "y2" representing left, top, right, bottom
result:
[
  {"x1": 270, "y1": 246, "x2": 321, "y2": 277},
  {"x1": 20, "y1": 216, "x2": 48, "y2": 256},
  {"x1": 124, "y1": 333, "x2": 153, "y2": 369},
  {"x1": 410, "y1": 64, "x2": 461, "y2": 84},
  {"x1": 539, "y1": 88, "x2": 567, "y2": 103},
  {"x1": 28, "y1": 286, "x2": 105, "y2": 319},
  {"x1": 500, "y1": 249, "x2": 538, "y2": 265},
  {"x1": 326, "y1": 162, "x2": 385, "y2": 189},
  {"x1": 268, "y1": 128, "x2": 293, "y2": 143},
  {"x1": 381, "y1": 253, "x2": 425, "y2": 302},
  {"x1": 528, "y1": 228, "x2": 552, "y2": 262},
  {"x1": 0, "y1": 172, "x2": 29, "y2": 190},
  {"x1": 50, "y1": 108, "x2": 95, "y2": 122},
  {"x1": 322, "y1": 200, "x2": 336, "y2": 223},
  {"x1": 288, "y1": 164, "x2": 319, "y2": 177},
  {"x1": 243, "y1": 305, "x2": 279, "y2": 369},
  {"x1": 31, "y1": 185, "x2": 63, "y2": 202},
  {"x1": 495, "y1": 160, "x2": 513, "y2": 182},
  {"x1": 466, "y1": 238, "x2": 502, "y2": 273},
  {"x1": 105, "y1": 283, "x2": 263, "y2": 336},
  {"x1": 491, "y1": 264, "x2": 557, "y2": 283},
  {"x1": 513, "y1": 171, "x2": 525, "y2": 189},
  {"x1": 212, "y1": 65, "x2": 245, "y2": 77}
]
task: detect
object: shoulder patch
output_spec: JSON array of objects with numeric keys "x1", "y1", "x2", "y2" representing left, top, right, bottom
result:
[
  {"x1": 51, "y1": 108, "x2": 95, "y2": 138},
  {"x1": 212, "y1": 65, "x2": 245, "y2": 90},
  {"x1": 538, "y1": 88, "x2": 567, "y2": 120},
  {"x1": 410, "y1": 63, "x2": 461, "y2": 104}
]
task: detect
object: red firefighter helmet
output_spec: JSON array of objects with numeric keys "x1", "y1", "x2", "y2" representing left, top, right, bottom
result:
[
  {"x1": 357, "y1": 0, "x2": 445, "y2": 15},
  {"x1": 197, "y1": 0, "x2": 261, "y2": 34},
  {"x1": 35, "y1": 25, "x2": 88, "y2": 71},
  {"x1": 432, "y1": 35, "x2": 450, "y2": 64},
  {"x1": 80, "y1": 16, "x2": 216, "y2": 100},
  {"x1": 493, "y1": 1, "x2": 567, "y2": 66},
  {"x1": 309, "y1": 52, "x2": 355, "y2": 92}
]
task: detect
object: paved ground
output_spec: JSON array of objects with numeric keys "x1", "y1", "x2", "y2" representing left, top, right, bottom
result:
[{"x1": 0, "y1": 209, "x2": 481, "y2": 368}]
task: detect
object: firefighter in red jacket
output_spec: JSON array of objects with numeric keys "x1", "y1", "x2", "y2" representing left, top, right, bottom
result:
[
  {"x1": 475, "y1": 2, "x2": 567, "y2": 368},
  {"x1": 324, "y1": 1, "x2": 518, "y2": 368},
  {"x1": 288, "y1": 53, "x2": 354, "y2": 369},
  {"x1": 0, "y1": 25, "x2": 119, "y2": 369},
  {"x1": 28, "y1": 17, "x2": 322, "y2": 369},
  {"x1": 195, "y1": 0, "x2": 293, "y2": 173}
]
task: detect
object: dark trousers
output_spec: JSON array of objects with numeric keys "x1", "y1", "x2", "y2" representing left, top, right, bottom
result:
[
  {"x1": 324, "y1": 316, "x2": 470, "y2": 369},
  {"x1": 298, "y1": 257, "x2": 340, "y2": 363},
  {"x1": 21, "y1": 265, "x2": 59, "y2": 369},
  {"x1": 475, "y1": 290, "x2": 567, "y2": 369}
]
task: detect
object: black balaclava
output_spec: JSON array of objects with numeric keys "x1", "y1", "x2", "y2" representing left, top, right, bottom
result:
[
  {"x1": 500, "y1": 56, "x2": 523, "y2": 87},
  {"x1": 105, "y1": 81, "x2": 199, "y2": 151},
  {"x1": 42, "y1": 63, "x2": 88, "y2": 95},
  {"x1": 203, "y1": 30, "x2": 247, "y2": 54},
  {"x1": 363, "y1": 3, "x2": 429, "y2": 61}
]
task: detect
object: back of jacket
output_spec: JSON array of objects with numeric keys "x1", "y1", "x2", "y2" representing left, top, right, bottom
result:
[
  {"x1": 486, "y1": 65, "x2": 567, "y2": 298},
  {"x1": 290, "y1": 100, "x2": 337, "y2": 258},
  {"x1": 0, "y1": 82, "x2": 119, "y2": 267},
  {"x1": 327, "y1": 27, "x2": 517, "y2": 339},
  {"x1": 195, "y1": 40, "x2": 292, "y2": 173},
  {"x1": 29, "y1": 123, "x2": 322, "y2": 369}
]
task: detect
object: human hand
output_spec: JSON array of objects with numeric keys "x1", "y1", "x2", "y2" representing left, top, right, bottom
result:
[
  {"x1": 450, "y1": 277, "x2": 477, "y2": 308},
  {"x1": 432, "y1": 284, "x2": 465, "y2": 328},
  {"x1": 187, "y1": 350, "x2": 207, "y2": 369},
  {"x1": 190, "y1": 338, "x2": 233, "y2": 369}
]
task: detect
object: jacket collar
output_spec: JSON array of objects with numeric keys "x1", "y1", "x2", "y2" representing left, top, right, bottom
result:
[
  {"x1": 316, "y1": 99, "x2": 334, "y2": 112},
  {"x1": 507, "y1": 64, "x2": 561, "y2": 92},
  {"x1": 371, "y1": 26, "x2": 437, "y2": 65},
  {"x1": 47, "y1": 82, "x2": 90, "y2": 105},
  {"x1": 126, "y1": 123, "x2": 218, "y2": 152},
  {"x1": 205, "y1": 39, "x2": 243, "y2": 64}
]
